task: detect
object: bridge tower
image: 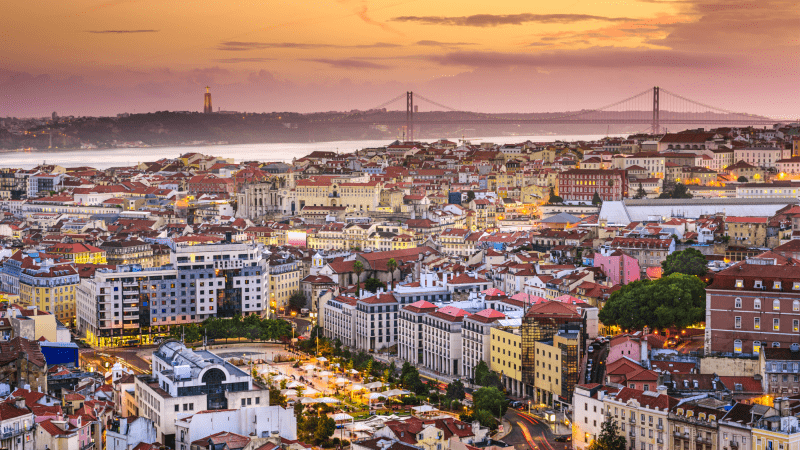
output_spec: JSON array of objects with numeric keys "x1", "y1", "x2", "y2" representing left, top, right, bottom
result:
[
  {"x1": 652, "y1": 86, "x2": 660, "y2": 135},
  {"x1": 406, "y1": 91, "x2": 414, "y2": 142}
]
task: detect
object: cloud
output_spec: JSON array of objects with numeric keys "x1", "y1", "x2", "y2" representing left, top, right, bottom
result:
[
  {"x1": 391, "y1": 13, "x2": 637, "y2": 27},
  {"x1": 217, "y1": 41, "x2": 401, "y2": 51},
  {"x1": 87, "y1": 29, "x2": 159, "y2": 33},
  {"x1": 214, "y1": 58, "x2": 276, "y2": 63},
  {"x1": 426, "y1": 47, "x2": 733, "y2": 69},
  {"x1": 304, "y1": 59, "x2": 391, "y2": 69},
  {"x1": 355, "y1": 5, "x2": 405, "y2": 36},
  {"x1": 415, "y1": 40, "x2": 477, "y2": 47}
]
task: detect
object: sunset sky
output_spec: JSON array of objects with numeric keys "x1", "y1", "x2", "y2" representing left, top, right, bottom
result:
[{"x1": 2, "y1": 0, "x2": 798, "y2": 117}]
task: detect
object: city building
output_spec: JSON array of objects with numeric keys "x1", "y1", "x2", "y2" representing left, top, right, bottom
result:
[
  {"x1": 18, "y1": 262, "x2": 79, "y2": 325},
  {"x1": 134, "y1": 340, "x2": 269, "y2": 446},
  {"x1": 490, "y1": 321, "x2": 525, "y2": 397},
  {"x1": 355, "y1": 291, "x2": 398, "y2": 352},
  {"x1": 421, "y1": 305, "x2": 470, "y2": 378},
  {"x1": 461, "y1": 309, "x2": 506, "y2": 384},
  {"x1": 398, "y1": 300, "x2": 438, "y2": 366},
  {"x1": 557, "y1": 169, "x2": 628, "y2": 202},
  {"x1": 759, "y1": 348, "x2": 800, "y2": 395}
]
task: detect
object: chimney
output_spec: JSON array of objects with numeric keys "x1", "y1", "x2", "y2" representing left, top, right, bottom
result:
[
  {"x1": 656, "y1": 385, "x2": 668, "y2": 396},
  {"x1": 14, "y1": 397, "x2": 25, "y2": 410}
]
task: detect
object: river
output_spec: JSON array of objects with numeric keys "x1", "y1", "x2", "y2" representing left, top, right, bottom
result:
[{"x1": 2, "y1": 134, "x2": 624, "y2": 169}]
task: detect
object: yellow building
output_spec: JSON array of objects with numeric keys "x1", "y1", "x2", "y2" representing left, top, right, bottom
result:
[
  {"x1": 268, "y1": 256, "x2": 302, "y2": 314},
  {"x1": 19, "y1": 263, "x2": 80, "y2": 326},
  {"x1": 752, "y1": 401, "x2": 800, "y2": 450},
  {"x1": 47, "y1": 243, "x2": 107, "y2": 265},
  {"x1": 296, "y1": 178, "x2": 382, "y2": 213},
  {"x1": 490, "y1": 326, "x2": 525, "y2": 397},
  {"x1": 532, "y1": 331, "x2": 579, "y2": 408},
  {"x1": 725, "y1": 216, "x2": 768, "y2": 247}
]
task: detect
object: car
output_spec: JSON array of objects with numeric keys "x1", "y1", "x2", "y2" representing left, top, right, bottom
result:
[
  {"x1": 510, "y1": 400, "x2": 523, "y2": 409},
  {"x1": 588, "y1": 358, "x2": 593, "y2": 365},
  {"x1": 555, "y1": 435, "x2": 572, "y2": 442},
  {"x1": 588, "y1": 345, "x2": 595, "y2": 353}
]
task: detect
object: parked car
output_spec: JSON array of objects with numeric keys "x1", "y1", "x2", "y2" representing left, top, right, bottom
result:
[
  {"x1": 588, "y1": 345, "x2": 595, "y2": 353},
  {"x1": 555, "y1": 435, "x2": 572, "y2": 442}
]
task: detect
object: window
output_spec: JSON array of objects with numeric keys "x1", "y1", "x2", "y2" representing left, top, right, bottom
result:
[
  {"x1": 753, "y1": 341, "x2": 762, "y2": 354},
  {"x1": 736, "y1": 280, "x2": 744, "y2": 288},
  {"x1": 774, "y1": 299, "x2": 781, "y2": 310},
  {"x1": 754, "y1": 298, "x2": 761, "y2": 309},
  {"x1": 794, "y1": 300, "x2": 800, "y2": 311},
  {"x1": 755, "y1": 317, "x2": 761, "y2": 329},
  {"x1": 774, "y1": 318, "x2": 780, "y2": 331},
  {"x1": 734, "y1": 339, "x2": 742, "y2": 353},
  {"x1": 735, "y1": 298, "x2": 742, "y2": 308},
  {"x1": 735, "y1": 316, "x2": 741, "y2": 329}
]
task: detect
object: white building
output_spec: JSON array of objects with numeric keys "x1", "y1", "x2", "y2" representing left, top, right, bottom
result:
[
  {"x1": 106, "y1": 416, "x2": 159, "y2": 450},
  {"x1": 323, "y1": 294, "x2": 358, "y2": 348},
  {"x1": 461, "y1": 309, "x2": 506, "y2": 383},
  {"x1": 355, "y1": 291, "x2": 399, "y2": 352},
  {"x1": 134, "y1": 340, "x2": 270, "y2": 444},
  {"x1": 0, "y1": 398, "x2": 35, "y2": 450},
  {"x1": 398, "y1": 300, "x2": 438, "y2": 365},
  {"x1": 422, "y1": 305, "x2": 470, "y2": 378},
  {"x1": 173, "y1": 405, "x2": 296, "y2": 450},
  {"x1": 573, "y1": 384, "x2": 619, "y2": 450}
]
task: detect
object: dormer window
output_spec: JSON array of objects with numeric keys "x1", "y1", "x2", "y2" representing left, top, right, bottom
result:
[
  {"x1": 686, "y1": 410, "x2": 694, "y2": 418},
  {"x1": 699, "y1": 413, "x2": 706, "y2": 420},
  {"x1": 754, "y1": 280, "x2": 763, "y2": 289},
  {"x1": 709, "y1": 415, "x2": 716, "y2": 421},
  {"x1": 774, "y1": 281, "x2": 782, "y2": 290},
  {"x1": 735, "y1": 280, "x2": 744, "y2": 288},
  {"x1": 793, "y1": 282, "x2": 800, "y2": 290}
]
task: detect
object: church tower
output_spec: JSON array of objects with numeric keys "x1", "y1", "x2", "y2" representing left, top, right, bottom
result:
[{"x1": 203, "y1": 86, "x2": 213, "y2": 114}]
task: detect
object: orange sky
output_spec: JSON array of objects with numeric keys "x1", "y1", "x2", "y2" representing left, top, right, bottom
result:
[{"x1": 1, "y1": 0, "x2": 798, "y2": 117}]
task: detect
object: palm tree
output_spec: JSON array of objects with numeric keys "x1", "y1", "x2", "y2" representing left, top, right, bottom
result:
[
  {"x1": 353, "y1": 260, "x2": 365, "y2": 296},
  {"x1": 386, "y1": 258, "x2": 397, "y2": 289}
]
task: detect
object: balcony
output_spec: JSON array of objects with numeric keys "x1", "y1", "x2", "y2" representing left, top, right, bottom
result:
[
  {"x1": 657, "y1": 438, "x2": 663, "y2": 444},
  {"x1": 674, "y1": 431, "x2": 682, "y2": 438},
  {"x1": 657, "y1": 424, "x2": 663, "y2": 430},
  {"x1": 630, "y1": 417, "x2": 636, "y2": 423},
  {"x1": 630, "y1": 431, "x2": 636, "y2": 437},
  {"x1": 1, "y1": 424, "x2": 36, "y2": 439},
  {"x1": 730, "y1": 442, "x2": 739, "y2": 449}
]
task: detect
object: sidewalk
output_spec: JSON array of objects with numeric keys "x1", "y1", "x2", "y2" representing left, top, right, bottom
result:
[{"x1": 494, "y1": 418, "x2": 513, "y2": 441}]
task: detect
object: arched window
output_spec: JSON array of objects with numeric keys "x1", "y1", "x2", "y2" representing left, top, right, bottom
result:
[
  {"x1": 793, "y1": 300, "x2": 799, "y2": 312},
  {"x1": 754, "y1": 298, "x2": 761, "y2": 309},
  {"x1": 734, "y1": 339, "x2": 743, "y2": 353},
  {"x1": 753, "y1": 341, "x2": 762, "y2": 354},
  {"x1": 774, "y1": 299, "x2": 781, "y2": 310},
  {"x1": 202, "y1": 368, "x2": 227, "y2": 385},
  {"x1": 735, "y1": 298, "x2": 742, "y2": 308}
]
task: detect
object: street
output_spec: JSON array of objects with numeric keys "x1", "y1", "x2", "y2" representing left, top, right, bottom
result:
[{"x1": 503, "y1": 410, "x2": 570, "y2": 450}]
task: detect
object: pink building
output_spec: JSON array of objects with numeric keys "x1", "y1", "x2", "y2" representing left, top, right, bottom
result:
[
  {"x1": 607, "y1": 334, "x2": 649, "y2": 365},
  {"x1": 593, "y1": 250, "x2": 640, "y2": 286}
]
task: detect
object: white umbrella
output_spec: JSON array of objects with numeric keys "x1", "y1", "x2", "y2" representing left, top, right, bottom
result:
[
  {"x1": 350, "y1": 384, "x2": 365, "y2": 391},
  {"x1": 281, "y1": 389, "x2": 298, "y2": 396},
  {"x1": 317, "y1": 357, "x2": 328, "y2": 362},
  {"x1": 333, "y1": 413, "x2": 353, "y2": 421},
  {"x1": 382, "y1": 389, "x2": 410, "y2": 397},
  {"x1": 287, "y1": 381, "x2": 304, "y2": 388},
  {"x1": 335, "y1": 377, "x2": 350, "y2": 384},
  {"x1": 318, "y1": 370, "x2": 333, "y2": 376},
  {"x1": 319, "y1": 397, "x2": 340, "y2": 404},
  {"x1": 272, "y1": 375, "x2": 288, "y2": 382},
  {"x1": 302, "y1": 364, "x2": 316, "y2": 371},
  {"x1": 348, "y1": 369, "x2": 359, "y2": 374},
  {"x1": 300, "y1": 397, "x2": 317, "y2": 404},
  {"x1": 367, "y1": 393, "x2": 387, "y2": 400}
]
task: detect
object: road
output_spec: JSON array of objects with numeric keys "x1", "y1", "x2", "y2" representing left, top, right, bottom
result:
[
  {"x1": 80, "y1": 346, "x2": 154, "y2": 374},
  {"x1": 503, "y1": 410, "x2": 570, "y2": 450}
]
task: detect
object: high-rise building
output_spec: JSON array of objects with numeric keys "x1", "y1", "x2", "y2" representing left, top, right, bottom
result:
[{"x1": 203, "y1": 86, "x2": 213, "y2": 114}]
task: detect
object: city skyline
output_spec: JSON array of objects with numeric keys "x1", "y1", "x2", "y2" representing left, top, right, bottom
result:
[{"x1": 2, "y1": 0, "x2": 798, "y2": 118}]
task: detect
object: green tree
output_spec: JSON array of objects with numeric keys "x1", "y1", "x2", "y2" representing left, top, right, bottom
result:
[
  {"x1": 548, "y1": 187, "x2": 563, "y2": 204},
  {"x1": 314, "y1": 416, "x2": 336, "y2": 443},
  {"x1": 634, "y1": 183, "x2": 647, "y2": 199},
  {"x1": 445, "y1": 379, "x2": 466, "y2": 400},
  {"x1": 588, "y1": 417, "x2": 627, "y2": 450},
  {"x1": 473, "y1": 386, "x2": 507, "y2": 418},
  {"x1": 592, "y1": 191, "x2": 602, "y2": 206},
  {"x1": 473, "y1": 409, "x2": 498, "y2": 430},
  {"x1": 598, "y1": 273, "x2": 706, "y2": 330},
  {"x1": 386, "y1": 258, "x2": 398, "y2": 288},
  {"x1": 737, "y1": 175, "x2": 748, "y2": 182},
  {"x1": 474, "y1": 360, "x2": 491, "y2": 385},
  {"x1": 288, "y1": 290, "x2": 307, "y2": 313},
  {"x1": 353, "y1": 260, "x2": 365, "y2": 295},
  {"x1": 659, "y1": 182, "x2": 693, "y2": 199},
  {"x1": 364, "y1": 278, "x2": 387, "y2": 294},
  {"x1": 483, "y1": 372, "x2": 504, "y2": 391},
  {"x1": 269, "y1": 384, "x2": 287, "y2": 407},
  {"x1": 466, "y1": 190, "x2": 476, "y2": 204},
  {"x1": 662, "y1": 248, "x2": 708, "y2": 277}
]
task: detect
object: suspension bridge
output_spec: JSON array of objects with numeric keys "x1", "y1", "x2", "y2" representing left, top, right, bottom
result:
[{"x1": 320, "y1": 87, "x2": 790, "y2": 140}]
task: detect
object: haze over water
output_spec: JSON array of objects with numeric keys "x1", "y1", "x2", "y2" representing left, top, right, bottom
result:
[{"x1": 3, "y1": 134, "x2": 623, "y2": 170}]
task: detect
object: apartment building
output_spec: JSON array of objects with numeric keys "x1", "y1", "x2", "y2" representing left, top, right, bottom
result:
[
  {"x1": 705, "y1": 260, "x2": 800, "y2": 354},
  {"x1": 19, "y1": 262, "x2": 79, "y2": 325},
  {"x1": 623, "y1": 153, "x2": 666, "y2": 179},
  {"x1": 398, "y1": 300, "x2": 438, "y2": 366},
  {"x1": 323, "y1": 295, "x2": 358, "y2": 348},
  {"x1": 173, "y1": 406, "x2": 296, "y2": 450},
  {"x1": 605, "y1": 387, "x2": 677, "y2": 450},
  {"x1": 422, "y1": 305, "x2": 470, "y2": 378},
  {"x1": 573, "y1": 384, "x2": 620, "y2": 450},
  {"x1": 669, "y1": 402, "x2": 721, "y2": 450},
  {"x1": 605, "y1": 237, "x2": 674, "y2": 274},
  {"x1": 490, "y1": 323, "x2": 524, "y2": 397},
  {"x1": 734, "y1": 147, "x2": 792, "y2": 169},
  {"x1": 760, "y1": 347, "x2": 800, "y2": 395},
  {"x1": 725, "y1": 217, "x2": 768, "y2": 247},
  {"x1": 533, "y1": 330, "x2": 580, "y2": 407},
  {"x1": 355, "y1": 292, "x2": 399, "y2": 352},
  {"x1": 557, "y1": 169, "x2": 628, "y2": 202},
  {"x1": 461, "y1": 309, "x2": 506, "y2": 384},
  {"x1": 77, "y1": 265, "x2": 178, "y2": 347},
  {"x1": 101, "y1": 239, "x2": 156, "y2": 268},
  {"x1": 134, "y1": 340, "x2": 269, "y2": 445},
  {"x1": 172, "y1": 241, "x2": 268, "y2": 320},
  {"x1": 267, "y1": 252, "x2": 301, "y2": 314}
]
